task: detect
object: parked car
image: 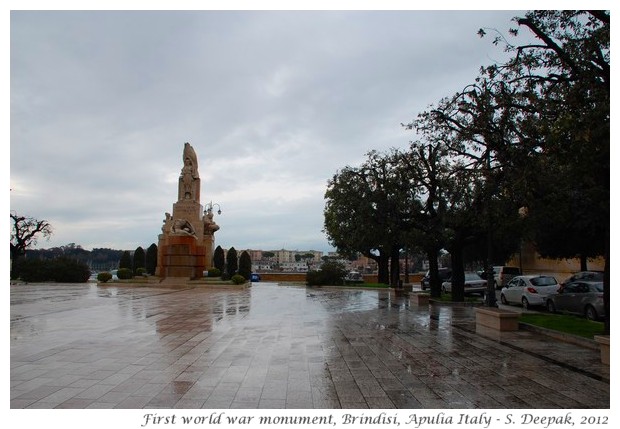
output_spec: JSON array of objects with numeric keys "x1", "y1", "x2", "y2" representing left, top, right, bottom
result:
[
  {"x1": 441, "y1": 272, "x2": 487, "y2": 295},
  {"x1": 500, "y1": 275, "x2": 560, "y2": 309},
  {"x1": 421, "y1": 267, "x2": 452, "y2": 290},
  {"x1": 250, "y1": 273, "x2": 261, "y2": 282},
  {"x1": 493, "y1": 266, "x2": 521, "y2": 289},
  {"x1": 561, "y1": 271, "x2": 604, "y2": 285},
  {"x1": 344, "y1": 271, "x2": 364, "y2": 283},
  {"x1": 546, "y1": 281, "x2": 604, "y2": 321}
]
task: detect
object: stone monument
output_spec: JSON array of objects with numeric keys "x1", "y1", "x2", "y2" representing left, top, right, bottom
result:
[{"x1": 156, "y1": 142, "x2": 219, "y2": 279}]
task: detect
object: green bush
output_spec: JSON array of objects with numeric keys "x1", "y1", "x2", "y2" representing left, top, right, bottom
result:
[
  {"x1": 207, "y1": 267, "x2": 221, "y2": 277},
  {"x1": 238, "y1": 251, "x2": 252, "y2": 280},
  {"x1": 226, "y1": 247, "x2": 238, "y2": 278},
  {"x1": 231, "y1": 274, "x2": 246, "y2": 285},
  {"x1": 306, "y1": 260, "x2": 347, "y2": 286},
  {"x1": 213, "y1": 246, "x2": 225, "y2": 272},
  {"x1": 117, "y1": 268, "x2": 133, "y2": 279},
  {"x1": 136, "y1": 267, "x2": 147, "y2": 276},
  {"x1": 16, "y1": 257, "x2": 90, "y2": 283},
  {"x1": 97, "y1": 272, "x2": 113, "y2": 283},
  {"x1": 15, "y1": 258, "x2": 51, "y2": 282}
]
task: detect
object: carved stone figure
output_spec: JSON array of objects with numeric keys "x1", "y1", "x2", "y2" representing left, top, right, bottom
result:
[
  {"x1": 171, "y1": 218, "x2": 196, "y2": 236},
  {"x1": 203, "y1": 210, "x2": 220, "y2": 236},
  {"x1": 179, "y1": 142, "x2": 199, "y2": 200}
]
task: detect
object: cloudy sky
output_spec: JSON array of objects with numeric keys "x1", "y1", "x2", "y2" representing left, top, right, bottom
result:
[{"x1": 10, "y1": 7, "x2": 526, "y2": 253}]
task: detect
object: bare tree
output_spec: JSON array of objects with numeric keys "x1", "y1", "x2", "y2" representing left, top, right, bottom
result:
[{"x1": 10, "y1": 213, "x2": 52, "y2": 261}]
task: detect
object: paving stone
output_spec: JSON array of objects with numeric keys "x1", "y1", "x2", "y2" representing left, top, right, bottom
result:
[{"x1": 10, "y1": 282, "x2": 610, "y2": 409}]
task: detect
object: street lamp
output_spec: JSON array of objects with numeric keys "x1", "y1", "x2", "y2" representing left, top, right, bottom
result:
[{"x1": 204, "y1": 201, "x2": 222, "y2": 216}]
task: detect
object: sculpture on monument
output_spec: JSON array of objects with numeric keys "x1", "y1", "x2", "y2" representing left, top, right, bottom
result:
[
  {"x1": 180, "y1": 142, "x2": 199, "y2": 201},
  {"x1": 156, "y1": 142, "x2": 219, "y2": 279}
]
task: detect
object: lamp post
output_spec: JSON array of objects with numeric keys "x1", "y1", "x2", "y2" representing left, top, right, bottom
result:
[{"x1": 204, "y1": 201, "x2": 222, "y2": 216}]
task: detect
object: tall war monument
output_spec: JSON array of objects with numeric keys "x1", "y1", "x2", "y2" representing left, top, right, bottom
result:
[{"x1": 156, "y1": 143, "x2": 219, "y2": 279}]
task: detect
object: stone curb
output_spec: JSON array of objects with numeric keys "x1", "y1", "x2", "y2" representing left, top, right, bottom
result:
[{"x1": 518, "y1": 322, "x2": 599, "y2": 350}]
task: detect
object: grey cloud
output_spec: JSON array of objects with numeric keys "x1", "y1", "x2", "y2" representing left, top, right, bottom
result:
[{"x1": 11, "y1": 10, "x2": 522, "y2": 252}]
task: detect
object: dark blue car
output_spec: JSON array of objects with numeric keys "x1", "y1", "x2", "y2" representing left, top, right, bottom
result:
[{"x1": 250, "y1": 273, "x2": 261, "y2": 282}]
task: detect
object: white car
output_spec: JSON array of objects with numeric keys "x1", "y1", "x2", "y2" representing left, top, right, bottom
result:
[
  {"x1": 441, "y1": 272, "x2": 487, "y2": 295},
  {"x1": 500, "y1": 275, "x2": 560, "y2": 309}
]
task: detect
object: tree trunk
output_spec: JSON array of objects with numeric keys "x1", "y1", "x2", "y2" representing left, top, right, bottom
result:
[
  {"x1": 427, "y1": 247, "x2": 441, "y2": 298},
  {"x1": 390, "y1": 247, "x2": 401, "y2": 288},
  {"x1": 579, "y1": 254, "x2": 588, "y2": 272},
  {"x1": 450, "y1": 244, "x2": 465, "y2": 302},
  {"x1": 376, "y1": 251, "x2": 389, "y2": 284}
]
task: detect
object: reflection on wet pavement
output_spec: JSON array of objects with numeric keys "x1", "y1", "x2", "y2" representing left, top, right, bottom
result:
[{"x1": 10, "y1": 282, "x2": 609, "y2": 409}]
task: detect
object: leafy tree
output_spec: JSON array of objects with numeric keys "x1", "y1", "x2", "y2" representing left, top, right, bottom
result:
[
  {"x1": 226, "y1": 247, "x2": 238, "y2": 278},
  {"x1": 294, "y1": 253, "x2": 315, "y2": 263},
  {"x1": 324, "y1": 151, "x2": 411, "y2": 285},
  {"x1": 408, "y1": 74, "x2": 531, "y2": 304},
  {"x1": 396, "y1": 143, "x2": 453, "y2": 298},
  {"x1": 325, "y1": 165, "x2": 387, "y2": 281},
  {"x1": 213, "y1": 245, "x2": 225, "y2": 272},
  {"x1": 480, "y1": 10, "x2": 609, "y2": 331},
  {"x1": 238, "y1": 251, "x2": 252, "y2": 280},
  {"x1": 90, "y1": 248, "x2": 123, "y2": 271},
  {"x1": 306, "y1": 259, "x2": 348, "y2": 286},
  {"x1": 119, "y1": 250, "x2": 132, "y2": 270},
  {"x1": 132, "y1": 246, "x2": 145, "y2": 274},
  {"x1": 145, "y1": 243, "x2": 158, "y2": 275}
]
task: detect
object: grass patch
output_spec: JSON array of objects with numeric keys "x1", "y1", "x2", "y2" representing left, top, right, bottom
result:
[
  {"x1": 434, "y1": 293, "x2": 482, "y2": 303},
  {"x1": 319, "y1": 282, "x2": 391, "y2": 288},
  {"x1": 519, "y1": 313, "x2": 605, "y2": 339}
]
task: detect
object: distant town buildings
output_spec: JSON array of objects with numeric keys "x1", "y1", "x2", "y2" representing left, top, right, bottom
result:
[{"x1": 220, "y1": 248, "x2": 380, "y2": 273}]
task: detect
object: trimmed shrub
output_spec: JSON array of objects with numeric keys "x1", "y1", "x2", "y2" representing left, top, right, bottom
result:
[
  {"x1": 117, "y1": 268, "x2": 133, "y2": 279},
  {"x1": 146, "y1": 243, "x2": 158, "y2": 275},
  {"x1": 133, "y1": 246, "x2": 145, "y2": 274},
  {"x1": 16, "y1": 257, "x2": 90, "y2": 283},
  {"x1": 231, "y1": 274, "x2": 246, "y2": 285},
  {"x1": 119, "y1": 251, "x2": 132, "y2": 270},
  {"x1": 226, "y1": 247, "x2": 238, "y2": 278},
  {"x1": 238, "y1": 251, "x2": 252, "y2": 280},
  {"x1": 207, "y1": 267, "x2": 221, "y2": 278},
  {"x1": 213, "y1": 246, "x2": 225, "y2": 272},
  {"x1": 97, "y1": 272, "x2": 113, "y2": 283}
]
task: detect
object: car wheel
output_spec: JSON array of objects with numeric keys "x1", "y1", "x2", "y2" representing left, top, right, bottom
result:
[
  {"x1": 585, "y1": 305, "x2": 598, "y2": 321},
  {"x1": 521, "y1": 297, "x2": 530, "y2": 310},
  {"x1": 546, "y1": 300, "x2": 556, "y2": 313},
  {"x1": 500, "y1": 294, "x2": 508, "y2": 305}
]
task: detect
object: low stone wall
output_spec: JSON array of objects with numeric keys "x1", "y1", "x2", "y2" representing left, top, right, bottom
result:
[
  {"x1": 257, "y1": 272, "x2": 425, "y2": 284},
  {"x1": 258, "y1": 273, "x2": 307, "y2": 282},
  {"x1": 594, "y1": 335, "x2": 610, "y2": 365},
  {"x1": 475, "y1": 307, "x2": 520, "y2": 332}
]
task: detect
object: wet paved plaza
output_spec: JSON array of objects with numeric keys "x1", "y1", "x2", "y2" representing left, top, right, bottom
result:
[{"x1": 10, "y1": 282, "x2": 609, "y2": 409}]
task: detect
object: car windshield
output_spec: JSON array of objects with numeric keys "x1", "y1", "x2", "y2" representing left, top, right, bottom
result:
[
  {"x1": 583, "y1": 272, "x2": 604, "y2": 281},
  {"x1": 465, "y1": 273, "x2": 483, "y2": 281},
  {"x1": 530, "y1": 276, "x2": 557, "y2": 286}
]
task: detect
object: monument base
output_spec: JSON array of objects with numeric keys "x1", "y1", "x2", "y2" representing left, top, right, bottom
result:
[{"x1": 159, "y1": 235, "x2": 206, "y2": 280}]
